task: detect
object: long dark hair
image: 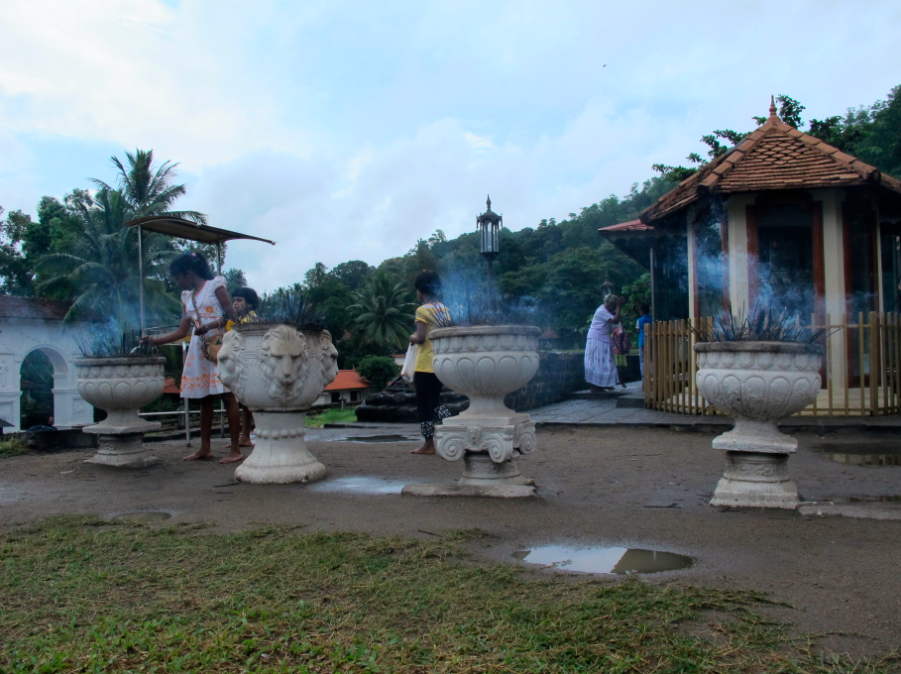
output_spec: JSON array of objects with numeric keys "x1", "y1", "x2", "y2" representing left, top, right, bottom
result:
[{"x1": 169, "y1": 252, "x2": 214, "y2": 280}]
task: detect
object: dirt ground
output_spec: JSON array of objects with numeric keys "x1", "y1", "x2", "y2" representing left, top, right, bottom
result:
[{"x1": 2, "y1": 425, "x2": 900, "y2": 657}]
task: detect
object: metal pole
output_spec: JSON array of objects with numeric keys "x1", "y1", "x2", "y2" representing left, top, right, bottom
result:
[
  {"x1": 487, "y1": 259, "x2": 495, "y2": 313},
  {"x1": 216, "y1": 242, "x2": 222, "y2": 275},
  {"x1": 138, "y1": 225, "x2": 145, "y2": 333},
  {"x1": 650, "y1": 245, "x2": 657, "y2": 322},
  {"x1": 183, "y1": 342, "x2": 191, "y2": 446}
]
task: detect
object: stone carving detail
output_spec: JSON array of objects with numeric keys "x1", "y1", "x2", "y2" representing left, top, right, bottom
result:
[
  {"x1": 219, "y1": 323, "x2": 338, "y2": 485},
  {"x1": 694, "y1": 342, "x2": 824, "y2": 509},
  {"x1": 422, "y1": 326, "x2": 542, "y2": 496},
  {"x1": 75, "y1": 357, "x2": 165, "y2": 433},
  {"x1": 75, "y1": 356, "x2": 165, "y2": 468}
]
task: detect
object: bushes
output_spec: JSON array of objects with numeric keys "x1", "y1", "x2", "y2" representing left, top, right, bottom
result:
[{"x1": 356, "y1": 355, "x2": 399, "y2": 392}]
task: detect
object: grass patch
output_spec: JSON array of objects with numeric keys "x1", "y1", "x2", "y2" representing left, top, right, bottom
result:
[
  {"x1": 0, "y1": 517, "x2": 897, "y2": 673},
  {"x1": 0, "y1": 437, "x2": 28, "y2": 458},
  {"x1": 306, "y1": 407, "x2": 358, "y2": 427}
]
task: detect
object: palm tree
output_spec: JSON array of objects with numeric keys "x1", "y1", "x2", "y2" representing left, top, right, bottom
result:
[
  {"x1": 349, "y1": 274, "x2": 417, "y2": 351},
  {"x1": 91, "y1": 149, "x2": 207, "y2": 224},
  {"x1": 36, "y1": 188, "x2": 178, "y2": 325}
]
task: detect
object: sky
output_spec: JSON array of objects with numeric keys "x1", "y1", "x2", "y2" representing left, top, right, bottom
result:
[{"x1": 0, "y1": 0, "x2": 899, "y2": 293}]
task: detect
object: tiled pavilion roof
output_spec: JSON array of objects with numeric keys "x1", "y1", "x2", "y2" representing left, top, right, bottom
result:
[{"x1": 640, "y1": 98, "x2": 901, "y2": 224}]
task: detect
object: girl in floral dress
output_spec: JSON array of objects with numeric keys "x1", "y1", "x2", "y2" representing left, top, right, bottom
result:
[{"x1": 144, "y1": 253, "x2": 244, "y2": 463}]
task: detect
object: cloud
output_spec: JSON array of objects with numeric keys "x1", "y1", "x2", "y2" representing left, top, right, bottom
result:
[{"x1": 1, "y1": 0, "x2": 899, "y2": 292}]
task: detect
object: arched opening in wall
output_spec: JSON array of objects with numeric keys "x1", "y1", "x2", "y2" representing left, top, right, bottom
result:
[{"x1": 20, "y1": 350, "x2": 54, "y2": 430}]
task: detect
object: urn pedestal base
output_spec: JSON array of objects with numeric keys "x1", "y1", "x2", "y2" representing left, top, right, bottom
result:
[
  {"x1": 712, "y1": 419, "x2": 798, "y2": 454},
  {"x1": 234, "y1": 412, "x2": 326, "y2": 485},
  {"x1": 710, "y1": 451, "x2": 799, "y2": 509},
  {"x1": 84, "y1": 431, "x2": 160, "y2": 468},
  {"x1": 403, "y1": 416, "x2": 537, "y2": 498}
]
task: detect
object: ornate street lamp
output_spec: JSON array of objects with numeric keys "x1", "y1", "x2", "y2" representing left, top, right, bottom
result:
[{"x1": 477, "y1": 195, "x2": 502, "y2": 312}]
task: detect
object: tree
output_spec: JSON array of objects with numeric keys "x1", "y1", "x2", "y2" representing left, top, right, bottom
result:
[
  {"x1": 349, "y1": 273, "x2": 417, "y2": 351},
  {"x1": 36, "y1": 188, "x2": 178, "y2": 325},
  {"x1": 224, "y1": 268, "x2": 248, "y2": 293},
  {"x1": 92, "y1": 149, "x2": 206, "y2": 224},
  {"x1": 329, "y1": 260, "x2": 372, "y2": 291},
  {"x1": 356, "y1": 355, "x2": 400, "y2": 392}
]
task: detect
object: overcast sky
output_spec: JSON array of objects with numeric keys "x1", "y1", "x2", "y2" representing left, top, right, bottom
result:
[{"x1": 1, "y1": 0, "x2": 899, "y2": 292}]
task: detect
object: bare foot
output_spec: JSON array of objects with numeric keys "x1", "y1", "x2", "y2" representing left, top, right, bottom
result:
[
  {"x1": 239, "y1": 439, "x2": 254, "y2": 447},
  {"x1": 219, "y1": 449, "x2": 245, "y2": 464},
  {"x1": 184, "y1": 449, "x2": 215, "y2": 461},
  {"x1": 411, "y1": 445, "x2": 436, "y2": 455}
]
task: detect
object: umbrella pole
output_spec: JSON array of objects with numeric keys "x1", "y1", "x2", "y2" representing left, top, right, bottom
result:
[
  {"x1": 138, "y1": 225, "x2": 145, "y2": 333},
  {"x1": 216, "y1": 242, "x2": 222, "y2": 275}
]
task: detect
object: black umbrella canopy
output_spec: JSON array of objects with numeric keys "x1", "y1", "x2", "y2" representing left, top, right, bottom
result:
[{"x1": 125, "y1": 216, "x2": 275, "y2": 246}]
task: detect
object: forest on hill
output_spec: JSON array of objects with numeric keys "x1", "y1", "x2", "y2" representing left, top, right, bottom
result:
[{"x1": 1, "y1": 86, "x2": 898, "y2": 368}]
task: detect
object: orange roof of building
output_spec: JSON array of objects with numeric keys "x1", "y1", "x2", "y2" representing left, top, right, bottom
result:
[
  {"x1": 539, "y1": 328, "x2": 560, "y2": 340},
  {"x1": 641, "y1": 98, "x2": 901, "y2": 223},
  {"x1": 324, "y1": 370, "x2": 370, "y2": 391},
  {"x1": 598, "y1": 219, "x2": 653, "y2": 233}
]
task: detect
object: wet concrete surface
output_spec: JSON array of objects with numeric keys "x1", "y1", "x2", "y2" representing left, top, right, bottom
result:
[{"x1": 1, "y1": 425, "x2": 900, "y2": 656}]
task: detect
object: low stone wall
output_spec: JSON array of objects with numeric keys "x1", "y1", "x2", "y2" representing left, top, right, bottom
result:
[
  {"x1": 505, "y1": 350, "x2": 586, "y2": 411},
  {"x1": 355, "y1": 378, "x2": 469, "y2": 423}
]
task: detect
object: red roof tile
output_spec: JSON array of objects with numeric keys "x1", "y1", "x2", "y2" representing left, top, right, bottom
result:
[
  {"x1": 325, "y1": 370, "x2": 370, "y2": 391},
  {"x1": 0, "y1": 296, "x2": 73, "y2": 320},
  {"x1": 641, "y1": 100, "x2": 901, "y2": 223},
  {"x1": 598, "y1": 219, "x2": 653, "y2": 233}
]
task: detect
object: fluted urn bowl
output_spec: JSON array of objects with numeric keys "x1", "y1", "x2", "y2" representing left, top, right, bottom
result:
[
  {"x1": 75, "y1": 356, "x2": 165, "y2": 433},
  {"x1": 430, "y1": 325, "x2": 541, "y2": 418},
  {"x1": 218, "y1": 323, "x2": 339, "y2": 484},
  {"x1": 694, "y1": 341, "x2": 824, "y2": 509}
]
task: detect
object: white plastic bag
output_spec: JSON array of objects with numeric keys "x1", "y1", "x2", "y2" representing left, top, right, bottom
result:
[{"x1": 400, "y1": 344, "x2": 417, "y2": 384}]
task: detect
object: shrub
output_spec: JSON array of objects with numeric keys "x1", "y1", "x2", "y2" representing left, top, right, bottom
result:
[{"x1": 356, "y1": 355, "x2": 400, "y2": 392}]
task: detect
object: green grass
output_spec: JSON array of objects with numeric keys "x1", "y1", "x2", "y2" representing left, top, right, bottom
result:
[
  {"x1": 1, "y1": 518, "x2": 897, "y2": 673},
  {"x1": 0, "y1": 437, "x2": 28, "y2": 458},
  {"x1": 305, "y1": 407, "x2": 359, "y2": 427}
]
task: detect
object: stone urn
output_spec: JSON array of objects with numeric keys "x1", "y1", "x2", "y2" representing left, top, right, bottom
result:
[
  {"x1": 217, "y1": 323, "x2": 338, "y2": 484},
  {"x1": 75, "y1": 356, "x2": 165, "y2": 468},
  {"x1": 403, "y1": 325, "x2": 540, "y2": 498},
  {"x1": 694, "y1": 341, "x2": 824, "y2": 509}
]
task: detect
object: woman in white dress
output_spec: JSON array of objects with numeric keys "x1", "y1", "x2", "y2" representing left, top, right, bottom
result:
[
  {"x1": 144, "y1": 252, "x2": 244, "y2": 463},
  {"x1": 584, "y1": 294, "x2": 624, "y2": 391}
]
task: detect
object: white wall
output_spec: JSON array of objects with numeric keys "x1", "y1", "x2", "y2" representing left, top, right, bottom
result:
[{"x1": 0, "y1": 318, "x2": 94, "y2": 432}]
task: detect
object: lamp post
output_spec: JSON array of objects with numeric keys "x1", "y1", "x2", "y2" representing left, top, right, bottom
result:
[{"x1": 477, "y1": 195, "x2": 502, "y2": 313}]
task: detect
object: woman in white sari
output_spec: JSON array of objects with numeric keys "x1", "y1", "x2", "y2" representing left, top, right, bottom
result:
[{"x1": 584, "y1": 294, "x2": 623, "y2": 391}]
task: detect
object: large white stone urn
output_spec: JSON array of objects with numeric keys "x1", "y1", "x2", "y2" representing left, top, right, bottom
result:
[
  {"x1": 403, "y1": 325, "x2": 540, "y2": 498},
  {"x1": 75, "y1": 356, "x2": 165, "y2": 468},
  {"x1": 694, "y1": 341, "x2": 824, "y2": 509},
  {"x1": 217, "y1": 323, "x2": 338, "y2": 484}
]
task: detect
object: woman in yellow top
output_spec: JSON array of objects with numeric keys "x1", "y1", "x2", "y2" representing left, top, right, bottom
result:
[{"x1": 408, "y1": 271, "x2": 453, "y2": 455}]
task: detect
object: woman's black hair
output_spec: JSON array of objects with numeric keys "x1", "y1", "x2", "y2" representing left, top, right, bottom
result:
[
  {"x1": 231, "y1": 287, "x2": 259, "y2": 309},
  {"x1": 414, "y1": 270, "x2": 442, "y2": 297},
  {"x1": 169, "y1": 251, "x2": 214, "y2": 280}
]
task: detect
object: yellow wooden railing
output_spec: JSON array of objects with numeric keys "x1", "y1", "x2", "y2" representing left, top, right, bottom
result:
[{"x1": 643, "y1": 312, "x2": 901, "y2": 417}]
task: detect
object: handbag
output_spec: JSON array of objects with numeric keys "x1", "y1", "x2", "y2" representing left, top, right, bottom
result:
[
  {"x1": 400, "y1": 344, "x2": 417, "y2": 384},
  {"x1": 190, "y1": 284, "x2": 223, "y2": 364}
]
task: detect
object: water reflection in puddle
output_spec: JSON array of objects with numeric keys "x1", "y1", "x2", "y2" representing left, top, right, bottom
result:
[
  {"x1": 513, "y1": 545, "x2": 693, "y2": 575},
  {"x1": 112, "y1": 511, "x2": 172, "y2": 523},
  {"x1": 308, "y1": 477, "x2": 407, "y2": 495},
  {"x1": 342, "y1": 435, "x2": 419, "y2": 444},
  {"x1": 825, "y1": 454, "x2": 901, "y2": 467}
]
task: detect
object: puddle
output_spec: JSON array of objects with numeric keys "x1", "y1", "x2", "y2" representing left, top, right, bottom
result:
[
  {"x1": 307, "y1": 476, "x2": 407, "y2": 495},
  {"x1": 825, "y1": 453, "x2": 901, "y2": 467},
  {"x1": 342, "y1": 434, "x2": 419, "y2": 443},
  {"x1": 112, "y1": 511, "x2": 172, "y2": 523},
  {"x1": 513, "y1": 545, "x2": 693, "y2": 575},
  {"x1": 826, "y1": 495, "x2": 901, "y2": 504}
]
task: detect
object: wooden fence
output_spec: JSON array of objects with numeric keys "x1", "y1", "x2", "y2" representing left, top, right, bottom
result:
[{"x1": 643, "y1": 312, "x2": 901, "y2": 417}]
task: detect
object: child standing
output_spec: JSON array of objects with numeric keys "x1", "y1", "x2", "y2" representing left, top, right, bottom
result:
[
  {"x1": 143, "y1": 252, "x2": 244, "y2": 463},
  {"x1": 636, "y1": 302, "x2": 653, "y2": 379}
]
